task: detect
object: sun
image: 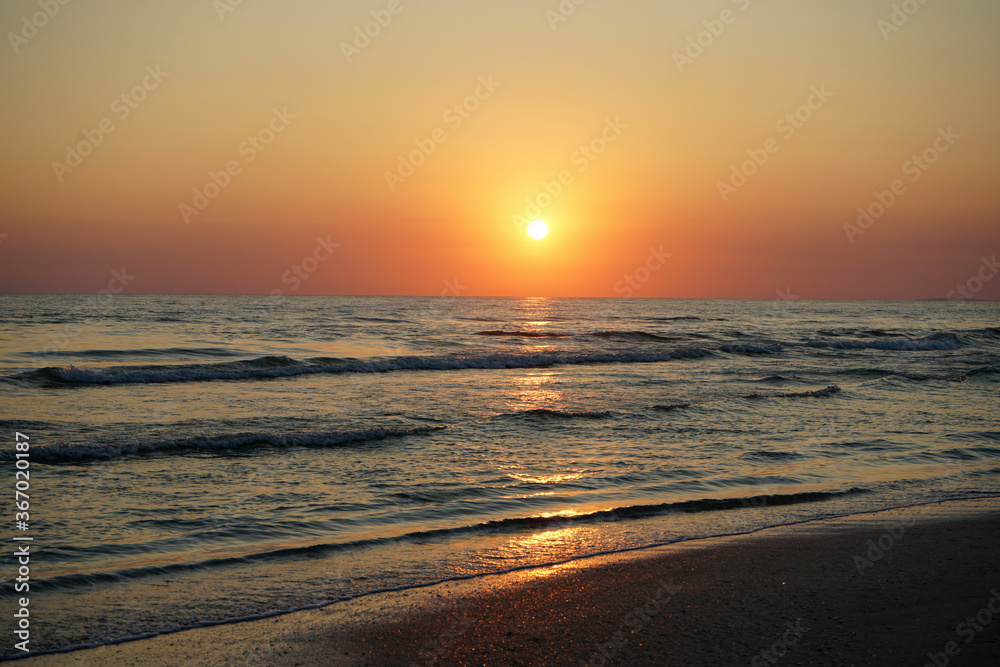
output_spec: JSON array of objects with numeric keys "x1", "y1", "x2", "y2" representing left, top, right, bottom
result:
[{"x1": 527, "y1": 220, "x2": 548, "y2": 240}]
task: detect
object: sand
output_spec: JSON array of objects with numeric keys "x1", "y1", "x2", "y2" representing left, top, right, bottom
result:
[{"x1": 18, "y1": 498, "x2": 1000, "y2": 666}]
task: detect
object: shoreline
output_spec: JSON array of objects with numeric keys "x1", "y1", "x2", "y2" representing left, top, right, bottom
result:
[{"x1": 17, "y1": 497, "x2": 1000, "y2": 665}]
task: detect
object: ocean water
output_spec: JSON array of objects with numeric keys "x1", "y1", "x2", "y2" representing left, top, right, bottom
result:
[{"x1": 1, "y1": 294, "x2": 998, "y2": 657}]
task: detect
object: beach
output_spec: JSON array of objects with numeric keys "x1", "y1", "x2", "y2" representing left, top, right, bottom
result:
[{"x1": 19, "y1": 499, "x2": 999, "y2": 666}]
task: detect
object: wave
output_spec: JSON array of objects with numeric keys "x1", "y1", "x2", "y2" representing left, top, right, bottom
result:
[
  {"x1": 805, "y1": 333, "x2": 960, "y2": 351},
  {"x1": 0, "y1": 427, "x2": 444, "y2": 464},
  {"x1": 11, "y1": 488, "x2": 869, "y2": 595},
  {"x1": 744, "y1": 385, "x2": 842, "y2": 399},
  {"x1": 945, "y1": 431, "x2": 1000, "y2": 444},
  {"x1": 815, "y1": 328, "x2": 999, "y2": 343},
  {"x1": 720, "y1": 343, "x2": 784, "y2": 354},
  {"x1": 475, "y1": 330, "x2": 568, "y2": 338},
  {"x1": 478, "y1": 328, "x2": 709, "y2": 343},
  {"x1": 817, "y1": 328, "x2": 902, "y2": 338},
  {"x1": 842, "y1": 368, "x2": 973, "y2": 383},
  {"x1": 742, "y1": 450, "x2": 803, "y2": 460},
  {"x1": 752, "y1": 375, "x2": 796, "y2": 383},
  {"x1": 587, "y1": 330, "x2": 678, "y2": 342},
  {"x1": 6, "y1": 330, "x2": 983, "y2": 388},
  {"x1": 20, "y1": 346, "x2": 246, "y2": 359},
  {"x1": 506, "y1": 408, "x2": 613, "y2": 420},
  {"x1": 9, "y1": 349, "x2": 713, "y2": 386},
  {"x1": 348, "y1": 316, "x2": 411, "y2": 324},
  {"x1": 652, "y1": 403, "x2": 690, "y2": 412}
]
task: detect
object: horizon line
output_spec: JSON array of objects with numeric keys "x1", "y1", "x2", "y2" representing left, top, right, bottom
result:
[{"x1": 0, "y1": 293, "x2": 995, "y2": 303}]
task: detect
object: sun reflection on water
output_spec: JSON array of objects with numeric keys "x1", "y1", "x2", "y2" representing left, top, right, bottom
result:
[
  {"x1": 506, "y1": 471, "x2": 585, "y2": 485},
  {"x1": 501, "y1": 370, "x2": 565, "y2": 412}
]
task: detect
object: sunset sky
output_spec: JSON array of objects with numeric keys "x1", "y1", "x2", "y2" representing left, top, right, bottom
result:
[{"x1": 1, "y1": 0, "x2": 997, "y2": 299}]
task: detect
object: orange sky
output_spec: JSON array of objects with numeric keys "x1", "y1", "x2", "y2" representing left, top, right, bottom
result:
[{"x1": 1, "y1": 0, "x2": 998, "y2": 299}]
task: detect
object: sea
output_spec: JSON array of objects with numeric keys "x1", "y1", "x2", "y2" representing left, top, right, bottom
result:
[{"x1": 1, "y1": 294, "x2": 998, "y2": 658}]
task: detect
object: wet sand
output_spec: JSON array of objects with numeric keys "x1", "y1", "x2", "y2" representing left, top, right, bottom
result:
[{"x1": 20, "y1": 499, "x2": 1000, "y2": 666}]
